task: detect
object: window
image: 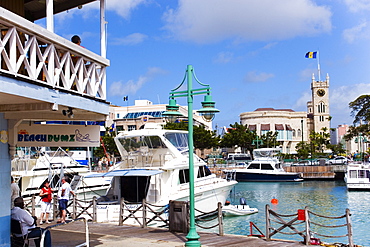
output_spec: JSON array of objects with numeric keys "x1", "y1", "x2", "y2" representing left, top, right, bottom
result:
[
  {"x1": 117, "y1": 113, "x2": 120, "y2": 119},
  {"x1": 292, "y1": 129, "x2": 296, "y2": 137},
  {"x1": 179, "y1": 169, "x2": 190, "y2": 184},
  {"x1": 197, "y1": 166, "x2": 212, "y2": 178},
  {"x1": 297, "y1": 129, "x2": 301, "y2": 137},
  {"x1": 318, "y1": 102, "x2": 326, "y2": 113},
  {"x1": 128, "y1": 125, "x2": 137, "y2": 131},
  {"x1": 319, "y1": 116, "x2": 324, "y2": 122},
  {"x1": 247, "y1": 163, "x2": 260, "y2": 169}
]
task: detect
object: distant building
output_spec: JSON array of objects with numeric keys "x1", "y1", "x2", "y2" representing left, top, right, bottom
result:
[
  {"x1": 240, "y1": 108, "x2": 307, "y2": 153},
  {"x1": 108, "y1": 100, "x2": 213, "y2": 132},
  {"x1": 239, "y1": 74, "x2": 331, "y2": 154}
]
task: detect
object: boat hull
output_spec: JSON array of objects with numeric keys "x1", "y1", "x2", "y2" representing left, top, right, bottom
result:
[
  {"x1": 222, "y1": 205, "x2": 258, "y2": 217},
  {"x1": 233, "y1": 171, "x2": 302, "y2": 182}
]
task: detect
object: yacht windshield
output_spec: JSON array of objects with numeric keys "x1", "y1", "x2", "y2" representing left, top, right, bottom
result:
[{"x1": 165, "y1": 133, "x2": 188, "y2": 151}]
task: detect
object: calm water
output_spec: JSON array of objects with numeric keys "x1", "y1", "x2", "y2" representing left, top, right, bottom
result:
[{"x1": 202, "y1": 181, "x2": 370, "y2": 246}]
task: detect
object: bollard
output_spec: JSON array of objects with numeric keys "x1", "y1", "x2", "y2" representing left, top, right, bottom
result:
[{"x1": 217, "y1": 202, "x2": 224, "y2": 236}]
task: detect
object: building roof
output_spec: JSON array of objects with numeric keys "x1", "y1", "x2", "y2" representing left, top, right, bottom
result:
[{"x1": 255, "y1": 108, "x2": 295, "y2": 112}]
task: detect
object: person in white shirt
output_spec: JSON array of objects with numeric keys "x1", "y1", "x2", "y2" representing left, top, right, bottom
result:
[
  {"x1": 57, "y1": 176, "x2": 75, "y2": 223},
  {"x1": 11, "y1": 197, "x2": 51, "y2": 247},
  {"x1": 11, "y1": 176, "x2": 20, "y2": 208}
]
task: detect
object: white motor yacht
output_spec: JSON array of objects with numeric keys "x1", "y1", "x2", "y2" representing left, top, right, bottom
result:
[
  {"x1": 88, "y1": 123, "x2": 237, "y2": 223},
  {"x1": 11, "y1": 147, "x2": 111, "y2": 199},
  {"x1": 224, "y1": 148, "x2": 303, "y2": 182},
  {"x1": 345, "y1": 163, "x2": 370, "y2": 190}
]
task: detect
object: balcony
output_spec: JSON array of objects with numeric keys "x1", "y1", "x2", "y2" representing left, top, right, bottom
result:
[{"x1": 0, "y1": 6, "x2": 109, "y2": 101}]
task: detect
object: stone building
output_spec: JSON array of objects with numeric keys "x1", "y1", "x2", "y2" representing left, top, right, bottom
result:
[{"x1": 240, "y1": 74, "x2": 331, "y2": 154}]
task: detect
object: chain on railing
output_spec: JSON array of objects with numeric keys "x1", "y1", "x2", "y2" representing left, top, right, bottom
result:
[
  {"x1": 0, "y1": 7, "x2": 108, "y2": 100},
  {"x1": 194, "y1": 202, "x2": 224, "y2": 236},
  {"x1": 265, "y1": 204, "x2": 354, "y2": 246}
]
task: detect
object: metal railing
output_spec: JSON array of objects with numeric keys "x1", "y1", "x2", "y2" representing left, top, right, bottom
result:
[
  {"x1": 265, "y1": 204, "x2": 353, "y2": 246},
  {"x1": 0, "y1": 7, "x2": 109, "y2": 100}
]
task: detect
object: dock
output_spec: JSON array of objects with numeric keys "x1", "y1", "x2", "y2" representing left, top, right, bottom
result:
[{"x1": 48, "y1": 221, "x2": 304, "y2": 246}]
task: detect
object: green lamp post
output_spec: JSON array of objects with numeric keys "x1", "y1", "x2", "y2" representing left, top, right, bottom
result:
[{"x1": 163, "y1": 65, "x2": 219, "y2": 247}]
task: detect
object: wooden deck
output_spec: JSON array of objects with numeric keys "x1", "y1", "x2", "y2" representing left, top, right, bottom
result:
[{"x1": 48, "y1": 221, "x2": 304, "y2": 246}]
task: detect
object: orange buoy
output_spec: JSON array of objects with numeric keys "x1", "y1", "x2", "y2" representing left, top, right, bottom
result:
[{"x1": 271, "y1": 198, "x2": 278, "y2": 204}]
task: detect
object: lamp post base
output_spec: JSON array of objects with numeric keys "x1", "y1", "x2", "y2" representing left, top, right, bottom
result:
[{"x1": 185, "y1": 240, "x2": 201, "y2": 247}]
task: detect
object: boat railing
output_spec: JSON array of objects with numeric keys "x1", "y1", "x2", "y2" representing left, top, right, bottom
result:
[{"x1": 265, "y1": 204, "x2": 354, "y2": 246}]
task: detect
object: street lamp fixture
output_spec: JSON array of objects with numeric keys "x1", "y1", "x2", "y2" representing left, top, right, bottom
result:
[{"x1": 162, "y1": 65, "x2": 219, "y2": 247}]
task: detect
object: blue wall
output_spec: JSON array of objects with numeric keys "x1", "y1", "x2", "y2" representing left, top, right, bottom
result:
[{"x1": 0, "y1": 113, "x2": 10, "y2": 246}]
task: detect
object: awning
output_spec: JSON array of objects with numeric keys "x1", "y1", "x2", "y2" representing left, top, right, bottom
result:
[
  {"x1": 85, "y1": 169, "x2": 163, "y2": 178},
  {"x1": 248, "y1": 124, "x2": 256, "y2": 131},
  {"x1": 285, "y1": 124, "x2": 292, "y2": 131},
  {"x1": 275, "y1": 124, "x2": 284, "y2": 130},
  {"x1": 261, "y1": 124, "x2": 270, "y2": 131}
]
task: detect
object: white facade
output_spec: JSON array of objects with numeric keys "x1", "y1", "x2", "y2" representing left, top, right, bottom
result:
[
  {"x1": 108, "y1": 100, "x2": 213, "y2": 132},
  {"x1": 240, "y1": 108, "x2": 307, "y2": 153}
]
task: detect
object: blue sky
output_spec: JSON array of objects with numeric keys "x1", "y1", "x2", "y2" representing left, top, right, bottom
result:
[{"x1": 37, "y1": 0, "x2": 370, "y2": 129}]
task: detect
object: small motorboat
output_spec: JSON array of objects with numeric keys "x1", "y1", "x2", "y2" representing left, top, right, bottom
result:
[{"x1": 222, "y1": 198, "x2": 258, "y2": 217}]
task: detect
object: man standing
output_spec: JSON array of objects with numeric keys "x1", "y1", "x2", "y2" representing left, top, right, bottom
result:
[
  {"x1": 11, "y1": 197, "x2": 52, "y2": 247},
  {"x1": 57, "y1": 176, "x2": 75, "y2": 223},
  {"x1": 11, "y1": 176, "x2": 20, "y2": 208}
]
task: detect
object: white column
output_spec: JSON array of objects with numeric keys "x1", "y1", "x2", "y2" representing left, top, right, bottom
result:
[
  {"x1": 100, "y1": 0, "x2": 107, "y2": 58},
  {"x1": 46, "y1": 0, "x2": 54, "y2": 32}
]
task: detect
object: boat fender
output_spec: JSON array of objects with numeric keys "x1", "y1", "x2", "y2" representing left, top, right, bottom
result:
[{"x1": 225, "y1": 200, "x2": 231, "y2": 206}]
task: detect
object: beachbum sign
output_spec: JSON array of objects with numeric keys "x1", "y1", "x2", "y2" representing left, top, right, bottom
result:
[{"x1": 17, "y1": 124, "x2": 100, "y2": 147}]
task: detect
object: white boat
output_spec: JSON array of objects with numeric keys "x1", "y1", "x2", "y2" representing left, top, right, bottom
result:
[
  {"x1": 345, "y1": 163, "x2": 370, "y2": 190},
  {"x1": 87, "y1": 123, "x2": 237, "y2": 223},
  {"x1": 224, "y1": 148, "x2": 303, "y2": 182},
  {"x1": 11, "y1": 147, "x2": 111, "y2": 199},
  {"x1": 222, "y1": 198, "x2": 258, "y2": 216}
]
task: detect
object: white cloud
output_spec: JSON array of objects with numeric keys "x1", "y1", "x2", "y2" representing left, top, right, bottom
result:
[
  {"x1": 111, "y1": 33, "x2": 148, "y2": 45},
  {"x1": 342, "y1": 21, "x2": 369, "y2": 43},
  {"x1": 214, "y1": 52, "x2": 234, "y2": 64},
  {"x1": 162, "y1": 0, "x2": 332, "y2": 44},
  {"x1": 294, "y1": 91, "x2": 311, "y2": 109},
  {"x1": 344, "y1": 0, "x2": 370, "y2": 12},
  {"x1": 109, "y1": 67, "x2": 167, "y2": 96},
  {"x1": 244, "y1": 71, "x2": 274, "y2": 83}
]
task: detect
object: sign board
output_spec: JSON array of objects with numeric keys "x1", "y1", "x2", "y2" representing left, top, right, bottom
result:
[
  {"x1": 17, "y1": 124, "x2": 101, "y2": 147},
  {"x1": 297, "y1": 209, "x2": 306, "y2": 221}
]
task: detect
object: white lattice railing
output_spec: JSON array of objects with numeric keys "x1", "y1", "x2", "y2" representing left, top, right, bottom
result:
[{"x1": 0, "y1": 7, "x2": 109, "y2": 100}]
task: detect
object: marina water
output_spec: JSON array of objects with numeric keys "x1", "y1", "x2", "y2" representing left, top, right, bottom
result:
[{"x1": 208, "y1": 181, "x2": 369, "y2": 246}]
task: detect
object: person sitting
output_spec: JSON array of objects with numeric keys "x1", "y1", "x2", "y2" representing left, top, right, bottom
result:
[{"x1": 11, "y1": 197, "x2": 52, "y2": 247}]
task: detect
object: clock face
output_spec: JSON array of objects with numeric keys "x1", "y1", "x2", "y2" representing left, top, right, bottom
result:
[{"x1": 317, "y1": 89, "x2": 325, "y2": 97}]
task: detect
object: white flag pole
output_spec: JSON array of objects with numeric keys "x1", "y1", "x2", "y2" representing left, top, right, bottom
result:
[{"x1": 317, "y1": 50, "x2": 321, "y2": 81}]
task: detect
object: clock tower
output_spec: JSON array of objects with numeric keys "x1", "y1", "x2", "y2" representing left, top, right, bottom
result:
[{"x1": 309, "y1": 73, "x2": 330, "y2": 134}]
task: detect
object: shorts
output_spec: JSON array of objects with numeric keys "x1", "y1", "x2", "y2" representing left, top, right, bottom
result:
[
  {"x1": 58, "y1": 199, "x2": 68, "y2": 210},
  {"x1": 40, "y1": 200, "x2": 52, "y2": 213}
]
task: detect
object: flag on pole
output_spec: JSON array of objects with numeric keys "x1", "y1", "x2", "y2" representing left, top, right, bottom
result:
[
  {"x1": 123, "y1": 96, "x2": 128, "y2": 101},
  {"x1": 305, "y1": 51, "x2": 317, "y2": 59}
]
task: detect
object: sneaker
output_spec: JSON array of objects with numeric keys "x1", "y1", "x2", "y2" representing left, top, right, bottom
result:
[
  {"x1": 45, "y1": 221, "x2": 50, "y2": 224},
  {"x1": 39, "y1": 221, "x2": 43, "y2": 225}
]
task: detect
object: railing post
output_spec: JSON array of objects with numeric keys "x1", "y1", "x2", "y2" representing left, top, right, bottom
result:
[
  {"x1": 142, "y1": 199, "x2": 147, "y2": 228},
  {"x1": 305, "y1": 206, "x2": 310, "y2": 245},
  {"x1": 32, "y1": 195, "x2": 36, "y2": 216},
  {"x1": 92, "y1": 196, "x2": 97, "y2": 222},
  {"x1": 346, "y1": 208, "x2": 353, "y2": 247},
  {"x1": 217, "y1": 202, "x2": 224, "y2": 236},
  {"x1": 118, "y1": 198, "x2": 124, "y2": 226},
  {"x1": 265, "y1": 204, "x2": 270, "y2": 241},
  {"x1": 53, "y1": 195, "x2": 58, "y2": 221},
  {"x1": 72, "y1": 196, "x2": 77, "y2": 219}
]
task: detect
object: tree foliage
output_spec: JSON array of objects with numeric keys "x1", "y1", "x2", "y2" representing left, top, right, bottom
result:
[
  {"x1": 164, "y1": 122, "x2": 220, "y2": 150},
  {"x1": 93, "y1": 128, "x2": 119, "y2": 159},
  {"x1": 220, "y1": 122, "x2": 257, "y2": 154},
  {"x1": 349, "y1": 95, "x2": 370, "y2": 124}
]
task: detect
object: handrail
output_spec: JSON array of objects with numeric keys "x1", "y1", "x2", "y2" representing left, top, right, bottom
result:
[
  {"x1": 265, "y1": 204, "x2": 354, "y2": 246},
  {"x1": 0, "y1": 6, "x2": 108, "y2": 100},
  {"x1": 40, "y1": 217, "x2": 89, "y2": 247}
]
